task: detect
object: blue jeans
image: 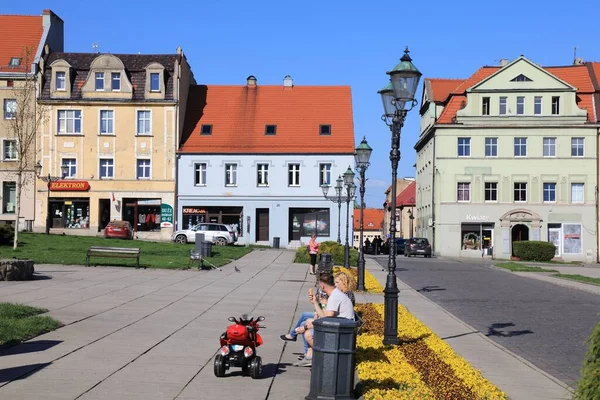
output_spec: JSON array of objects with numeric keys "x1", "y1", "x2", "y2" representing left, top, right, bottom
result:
[{"x1": 291, "y1": 311, "x2": 314, "y2": 354}]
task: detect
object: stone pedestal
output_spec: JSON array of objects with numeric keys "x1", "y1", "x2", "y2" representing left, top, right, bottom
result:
[{"x1": 0, "y1": 259, "x2": 35, "y2": 281}]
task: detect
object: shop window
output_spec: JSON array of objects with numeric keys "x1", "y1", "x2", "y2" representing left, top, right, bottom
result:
[
  {"x1": 290, "y1": 208, "x2": 330, "y2": 238},
  {"x1": 460, "y1": 223, "x2": 495, "y2": 251},
  {"x1": 2, "y1": 182, "x2": 16, "y2": 213},
  {"x1": 50, "y1": 199, "x2": 90, "y2": 229},
  {"x1": 563, "y1": 224, "x2": 581, "y2": 254},
  {"x1": 123, "y1": 199, "x2": 161, "y2": 232}
]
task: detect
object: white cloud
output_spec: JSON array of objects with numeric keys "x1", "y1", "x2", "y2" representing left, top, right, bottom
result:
[{"x1": 366, "y1": 179, "x2": 387, "y2": 188}]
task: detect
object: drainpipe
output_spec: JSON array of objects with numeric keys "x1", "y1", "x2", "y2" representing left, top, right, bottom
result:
[
  {"x1": 173, "y1": 58, "x2": 181, "y2": 232},
  {"x1": 596, "y1": 128, "x2": 599, "y2": 263},
  {"x1": 431, "y1": 135, "x2": 436, "y2": 256}
]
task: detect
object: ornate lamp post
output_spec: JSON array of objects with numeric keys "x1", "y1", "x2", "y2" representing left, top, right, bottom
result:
[
  {"x1": 354, "y1": 137, "x2": 372, "y2": 291},
  {"x1": 35, "y1": 161, "x2": 68, "y2": 235},
  {"x1": 342, "y1": 166, "x2": 356, "y2": 268},
  {"x1": 321, "y1": 175, "x2": 344, "y2": 243},
  {"x1": 378, "y1": 47, "x2": 422, "y2": 345}
]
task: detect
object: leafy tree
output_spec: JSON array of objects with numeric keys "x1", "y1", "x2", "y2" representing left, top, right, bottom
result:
[{"x1": 575, "y1": 321, "x2": 600, "y2": 399}]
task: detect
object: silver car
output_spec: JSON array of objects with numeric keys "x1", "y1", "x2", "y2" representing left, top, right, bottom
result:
[{"x1": 172, "y1": 223, "x2": 236, "y2": 246}]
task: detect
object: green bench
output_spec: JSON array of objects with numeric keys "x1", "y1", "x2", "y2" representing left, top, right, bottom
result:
[{"x1": 86, "y1": 246, "x2": 142, "y2": 269}]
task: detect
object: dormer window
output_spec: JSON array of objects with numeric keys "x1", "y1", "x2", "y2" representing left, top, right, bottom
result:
[
  {"x1": 9, "y1": 58, "x2": 21, "y2": 67},
  {"x1": 320, "y1": 125, "x2": 331, "y2": 135},
  {"x1": 265, "y1": 125, "x2": 277, "y2": 135},
  {"x1": 111, "y1": 73, "x2": 121, "y2": 90},
  {"x1": 511, "y1": 74, "x2": 532, "y2": 82},
  {"x1": 95, "y1": 72, "x2": 104, "y2": 91},
  {"x1": 150, "y1": 73, "x2": 160, "y2": 91},
  {"x1": 55, "y1": 72, "x2": 66, "y2": 91}
]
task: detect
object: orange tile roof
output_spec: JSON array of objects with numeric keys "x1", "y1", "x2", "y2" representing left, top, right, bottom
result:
[
  {"x1": 425, "y1": 78, "x2": 463, "y2": 103},
  {"x1": 180, "y1": 84, "x2": 355, "y2": 154},
  {"x1": 396, "y1": 181, "x2": 416, "y2": 206},
  {"x1": 0, "y1": 14, "x2": 43, "y2": 72},
  {"x1": 353, "y1": 208, "x2": 384, "y2": 231}
]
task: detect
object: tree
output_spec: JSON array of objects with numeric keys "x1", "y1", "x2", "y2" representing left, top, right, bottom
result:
[{"x1": 2, "y1": 47, "x2": 44, "y2": 249}]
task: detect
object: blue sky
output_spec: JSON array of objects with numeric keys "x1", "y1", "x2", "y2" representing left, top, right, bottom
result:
[{"x1": 6, "y1": 1, "x2": 600, "y2": 207}]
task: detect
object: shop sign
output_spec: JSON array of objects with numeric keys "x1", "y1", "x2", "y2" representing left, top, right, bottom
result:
[
  {"x1": 49, "y1": 180, "x2": 90, "y2": 191},
  {"x1": 465, "y1": 214, "x2": 490, "y2": 222},
  {"x1": 138, "y1": 199, "x2": 161, "y2": 205},
  {"x1": 160, "y1": 204, "x2": 173, "y2": 228},
  {"x1": 183, "y1": 207, "x2": 206, "y2": 215}
]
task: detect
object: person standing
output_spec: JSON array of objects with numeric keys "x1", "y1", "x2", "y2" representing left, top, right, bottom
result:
[{"x1": 308, "y1": 233, "x2": 320, "y2": 275}]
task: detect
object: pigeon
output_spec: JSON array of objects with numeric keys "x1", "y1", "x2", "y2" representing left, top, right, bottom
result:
[{"x1": 234, "y1": 265, "x2": 241, "y2": 273}]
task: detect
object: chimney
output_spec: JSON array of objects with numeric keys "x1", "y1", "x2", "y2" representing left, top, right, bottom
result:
[
  {"x1": 246, "y1": 75, "x2": 257, "y2": 87},
  {"x1": 283, "y1": 75, "x2": 293, "y2": 88},
  {"x1": 574, "y1": 57, "x2": 584, "y2": 65},
  {"x1": 499, "y1": 59, "x2": 509, "y2": 67},
  {"x1": 42, "y1": 10, "x2": 64, "y2": 52}
]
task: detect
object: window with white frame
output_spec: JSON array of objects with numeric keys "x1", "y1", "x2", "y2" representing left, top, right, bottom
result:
[
  {"x1": 225, "y1": 163, "x2": 237, "y2": 186},
  {"x1": 534, "y1": 96, "x2": 542, "y2": 115},
  {"x1": 2, "y1": 140, "x2": 17, "y2": 161},
  {"x1": 2, "y1": 182, "x2": 16, "y2": 214},
  {"x1": 485, "y1": 137, "x2": 497, "y2": 157},
  {"x1": 457, "y1": 182, "x2": 470, "y2": 202},
  {"x1": 288, "y1": 163, "x2": 300, "y2": 186},
  {"x1": 514, "y1": 137, "x2": 527, "y2": 157},
  {"x1": 100, "y1": 110, "x2": 114, "y2": 134},
  {"x1": 571, "y1": 137, "x2": 584, "y2": 157},
  {"x1": 457, "y1": 138, "x2": 470, "y2": 157},
  {"x1": 111, "y1": 73, "x2": 120, "y2": 90},
  {"x1": 136, "y1": 159, "x2": 151, "y2": 179},
  {"x1": 95, "y1": 72, "x2": 104, "y2": 91},
  {"x1": 55, "y1": 71, "x2": 66, "y2": 90},
  {"x1": 319, "y1": 163, "x2": 331, "y2": 186},
  {"x1": 543, "y1": 137, "x2": 556, "y2": 157},
  {"x1": 543, "y1": 182, "x2": 556, "y2": 202},
  {"x1": 514, "y1": 182, "x2": 527, "y2": 202},
  {"x1": 563, "y1": 224, "x2": 582, "y2": 254},
  {"x1": 3, "y1": 99, "x2": 16, "y2": 119},
  {"x1": 516, "y1": 96, "x2": 525, "y2": 115},
  {"x1": 484, "y1": 182, "x2": 498, "y2": 201},
  {"x1": 99, "y1": 158, "x2": 114, "y2": 179},
  {"x1": 499, "y1": 96, "x2": 507, "y2": 115},
  {"x1": 62, "y1": 158, "x2": 77, "y2": 178},
  {"x1": 194, "y1": 163, "x2": 207, "y2": 186},
  {"x1": 571, "y1": 183, "x2": 584, "y2": 203},
  {"x1": 150, "y1": 73, "x2": 160, "y2": 91},
  {"x1": 57, "y1": 110, "x2": 82, "y2": 134},
  {"x1": 137, "y1": 110, "x2": 151, "y2": 135},
  {"x1": 257, "y1": 163, "x2": 269, "y2": 186}
]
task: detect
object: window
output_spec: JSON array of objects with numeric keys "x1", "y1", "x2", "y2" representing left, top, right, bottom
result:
[
  {"x1": 552, "y1": 96, "x2": 560, "y2": 114},
  {"x1": 2, "y1": 182, "x2": 16, "y2": 214},
  {"x1": 571, "y1": 137, "x2": 584, "y2": 157},
  {"x1": 56, "y1": 71, "x2": 66, "y2": 90},
  {"x1": 95, "y1": 72, "x2": 104, "y2": 91},
  {"x1": 484, "y1": 182, "x2": 498, "y2": 202},
  {"x1": 563, "y1": 224, "x2": 582, "y2": 254},
  {"x1": 514, "y1": 182, "x2": 527, "y2": 202},
  {"x1": 137, "y1": 110, "x2": 151, "y2": 135},
  {"x1": 290, "y1": 208, "x2": 330, "y2": 236},
  {"x1": 457, "y1": 183, "x2": 470, "y2": 202},
  {"x1": 194, "y1": 163, "x2": 207, "y2": 186},
  {"x1": 511, "y1": 74, "x2": 532, "y2": 82},
  {"x1": 543, "y1": 137, "x2": 556, "y2": 157},
  {"x1": 200, "y1": 125, "x2": 212, "y2": 135},
  {"x1": 543, "y1": 183, "x2": 556, "y2": 202},
  {"x1": 499, "y1": 96, "x2": 507, "y2": 115},
  {"x1": 571, "y1": 183, "x2": 584, "y2": 203},
  {"x1": 482, "y1": 97, "x2": 490, "y2": 115},
  {"x1": 3, "y1": 99, "x2": 16, "y2": 119},
  {"x1": 534, "y1": 96, "x2": 542, "y2": 115},
  {"x1": 319, "y1": 163, "x2": 332, "y2": 186},
  {"x1": 320, "y1": 125, "x2": 331, "y2": 135},
  {"x1": 150, "y1": 73, "x2": 160, "y2": 91},
  {"x1": 57, "y1": 110, "x2": 82, "y2": 134},
  {"x1": 457, "y1": 138, "x2": 471, "y2": 157},
  {"x1": 100, "y1": 110, "x2": 114, "y2": 134},
  {"x1": 516, "y1": 96, "x2": 525, "y2": 115},
  {"x1": 288, "y1": 163, "x2": 300, "y2": 186},
  {"x1": 136, "y1": 159, "x2": 151, "y2": 179},
  {"x1": 485, "y1": 137, "x2": 497, "y2": 157},
  {"x1": 514, "y1": 137, "x2": 527, "y2": 157},
  {"x1": 111, "y1": 73, "x2": 120, "y2": 90},
  {"x1": 9, "y1": 58, "x2": 21, "y2": 67},
  {"x1": 62, "y1": 158, "x2": 77, "y2": 178},
  {"x1": 265, "y1": 125, "x2": 277, "y2": 135},
  {"x1": 2, "y1": 140, "x2": 17, "y2": 161},
  {"x1": 99, "y1": 158, "x2": 114, "y2": 179},
  {"x1": 225, "y1": 163, "x2": 237, "y2": 186},
  {"x1": 257, "y1": 163, "x2": 269, "y2": 186}
]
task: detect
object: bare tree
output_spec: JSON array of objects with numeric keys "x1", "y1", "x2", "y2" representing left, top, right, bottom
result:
[{"x1": 2, "y1": 47, "x2": 44, "y2": 249}]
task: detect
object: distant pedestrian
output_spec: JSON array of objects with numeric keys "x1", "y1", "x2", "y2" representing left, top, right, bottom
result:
[{"x1": 308, "y1": 233, "x2": 320, "y2": 275}]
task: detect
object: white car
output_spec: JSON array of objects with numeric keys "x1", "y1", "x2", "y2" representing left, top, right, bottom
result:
[{"x1": 172, "y1": 223, "x2": 236, "y2": 246}]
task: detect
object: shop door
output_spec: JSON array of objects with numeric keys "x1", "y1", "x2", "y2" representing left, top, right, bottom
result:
[
  {"x1": 549, "y1": 227, "x2": 562, "y2": 257},
  {"x1": 256, "y1": 209, "x2": 269, "y2": 241},
  {"x1": 98, "y1": 199, "x2": 110, "y2": 231}
]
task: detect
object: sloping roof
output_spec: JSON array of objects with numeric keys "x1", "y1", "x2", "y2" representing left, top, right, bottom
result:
[
  {"x1": 396, "y1": 181, "x2": 416, "y2": 207},
  {"x1": 425, "y1": 78, "x2": 463, "y2": 103},
  {"x1": 179, "y1": 84, "x2": 355, "y2": 154},
  {"x1": 40, "y1": 52, "x2": 179, "y2": 101},
  {"x1": 353, "y1": 208, "x2": 384, "y2": 231},
  {"x1": 0, "y1": 14, "x2": 43, "y2": 72}
]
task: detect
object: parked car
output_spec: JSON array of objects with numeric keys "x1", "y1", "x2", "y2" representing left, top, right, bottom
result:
[
  {"x1": 394, "y1": 238, "x2": 406, "y2": 255},
  {"x1": 404, "y1": 237, "x2": 432, "y2": 258},
  {"x1": 104, "y1": 220, "x2": 134, "y2": 240},
  {"x1": 172, "y1": 223, "x2": 236, "y2": 246}
]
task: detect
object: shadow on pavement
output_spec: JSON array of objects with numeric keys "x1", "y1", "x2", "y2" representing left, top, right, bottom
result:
[
  {"x1": 417, "y1": 285, "x2": 446, "y2": 292},
  {"x1": 0, "y1": 340, "x2": 62, "y2": 356},
  {"x1": 31, "y1": 273, "x2": 52, "y2": 280},
  {"x1": 0, "y1": 363, "x2": 51, "y2": 383},
  {"x1": 486, "y1": 322, "x2": 533, "y2": 338}
]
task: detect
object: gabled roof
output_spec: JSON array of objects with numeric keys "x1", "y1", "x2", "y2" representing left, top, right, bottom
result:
[
  {"x1": 396, "y1": 181, "x2": 416, "y2": 207},
  {"x1": 0, "y1": 14, "x2": 43, "y2": 73},
  {"x1": 424, "y1": 78, "x2": 463, "y2": 103},
  {"x1": 179, "y1": 84, "x2": 355, "y2": 154},
  {"x1": 353, "y1": 208, "x2": 384, "y2": 231}
]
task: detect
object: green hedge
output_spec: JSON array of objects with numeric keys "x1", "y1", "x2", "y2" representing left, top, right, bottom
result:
[
  {"x1": 294, "y1": 240, "x2": 358, "y2": 266},
  {"x1": 575, "y1": 321, "x2": 600, "y2": 400},
  {"x1": 0, "y1": 225, "x2": 14, "y2": 246},
  {"x1": 513, "y1": 241, "x2": 556, "y2": 261}
]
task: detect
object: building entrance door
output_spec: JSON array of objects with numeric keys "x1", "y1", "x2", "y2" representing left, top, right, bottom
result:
[
  {"x1": 548, "y1": 226, "x2": 562, "y2": 257},
  {"x1": 98, "y1": 199, "x2": 110, "y2": 231},
  {"x1": 511, "y1": 224, "x2": 529, "y2": 256},
  {"x1": 256, "y1": 209, "x2": 269, "y2": 241}
]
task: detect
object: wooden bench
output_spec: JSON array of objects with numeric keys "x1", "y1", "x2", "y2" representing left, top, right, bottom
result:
[{"x1": 86, "y1": 246, "x2": 142, "y2": 269}]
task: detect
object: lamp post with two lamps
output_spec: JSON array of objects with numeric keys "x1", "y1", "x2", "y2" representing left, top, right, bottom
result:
[
  {"x1": 35, "y1": 161, "x2": 68, "y2": 235},
  {"x1": 342, "y1": 167, "x2": 356, "y2": 269},
  {"x1": 354, "y1": 137, "x2": 372, "y2": 291},
  {"x1": 321, "y1": 175, "x2": 344, "y2": 244},
  {"x1": 377, "y1": 47, "x2": 422, "y2": 345}
]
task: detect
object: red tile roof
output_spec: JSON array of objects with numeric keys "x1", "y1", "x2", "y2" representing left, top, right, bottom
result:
[
  {"x1": 425, "y1": 78, "x2": 463, "y2": 103},
  {"x1": 353, "y1": 208, "x2": 384, "y2": 231},
  {"x1": 0, "y1": 14, "x2": 43, "y2": 72},
  {"x1": 395, "y1": 181, "x2": 416, "y2": 207},
  {"x1": 180, "y1": 84, "x2": 355, "y2": 154}
]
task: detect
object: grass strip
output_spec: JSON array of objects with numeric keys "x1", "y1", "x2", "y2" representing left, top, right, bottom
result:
[
  {"x1": 0, "y1": 303, "x2": 62, "y2": 347},
  {"x1": 494, "y1": 262, "x2": 558, "y2": 273},
  {"x1": 552, "y1": 274, "x2": 600, "y2": 286}
]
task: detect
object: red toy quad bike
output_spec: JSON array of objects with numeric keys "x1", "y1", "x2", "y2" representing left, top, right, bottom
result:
[{"x1": 214, "y1": 314, "x2": 265, "y2": 379}]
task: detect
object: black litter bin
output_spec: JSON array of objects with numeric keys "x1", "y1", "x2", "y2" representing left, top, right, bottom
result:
[
  {"x1": 194, "y1": 233, "x2": 205, "y2": 253},
  {"x1": 318, "y1": 253, "x2": 333, "y2": 274},
  {"x1": 273, "y1": 237, "x2": 280, "y2": 249},
  {"x1": 200, "y1": 241, "x2": 213, "y2": 257}
]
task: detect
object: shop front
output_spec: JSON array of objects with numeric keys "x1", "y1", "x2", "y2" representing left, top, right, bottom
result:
[
  {"x1": 48, "y1": 180, "x2": 91, "y2": 230},
  {"x1": 181, "y1": 206, "x2": 243, "y2": 237},
  {"x1": 460, "y1": 214, "x2": 495, "y2": 258},
  {"x1": 289, "y1": 208, "x2": 330, "y2": 241},
  {"x1": 121, "y1": 198, "x2": 175, "y2": 236}
]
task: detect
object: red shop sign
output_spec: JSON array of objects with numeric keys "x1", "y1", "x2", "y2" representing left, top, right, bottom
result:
[{"x1": 49, "y1": 180, "x2": 90, "y2": 191}]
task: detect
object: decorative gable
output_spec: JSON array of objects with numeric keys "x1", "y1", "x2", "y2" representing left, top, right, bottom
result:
[{"x1": 81, "y1": 54, "x2": 133, "y2": 99}]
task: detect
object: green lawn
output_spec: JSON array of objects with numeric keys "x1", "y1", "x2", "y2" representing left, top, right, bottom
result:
[
  {"x1": 494, "y1": 262, "x2": 558, "y2": 273},
  {"x1": 0, "y1": 233, "x2": 253, "y2": 269},
  {"x1": 0, "y1": 303, "x2": 62, "y2": 347},
  {"x1": 552, "y1": 274, "x2": 600, "y2": 286}
]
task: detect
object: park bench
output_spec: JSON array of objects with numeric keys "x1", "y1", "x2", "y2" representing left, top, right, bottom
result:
[{"x1": 86, "y1": 246, "x2": 142, "y2": 269}]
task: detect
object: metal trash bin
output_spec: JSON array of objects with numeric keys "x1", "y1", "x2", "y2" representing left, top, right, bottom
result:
[
  {"x1": 200, "y1": 241, "x2": 213, "y2": 257},
  {"x1": 306, "y1": 317, "x2": 359, "y2": 400},
  {"x1": 273, "y1": 237, "x2": 280, "y2": 249},
  {"x1": 318, "y1": 253, "x2": 333, "y2": 274},
  {"x1": 194, "y1": 233, "x2": 205, "y2": 253}
]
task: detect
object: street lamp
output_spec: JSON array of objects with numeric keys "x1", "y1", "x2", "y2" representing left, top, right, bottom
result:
[
  {"x1": 342, "y1": 166, "x2": 356, "y2": 268},
  {"x1": 321, "y1": 175, "x2": 345, "y2": 243},
  {"x1": 35, "y1": 161, "x2": 68, "y2": 235},
  {"x1": 354, "y1": 136, "x2": 372, "y2": 291},
  {"x1": 378, "y1": 47, "x2": 422, "y2": 345},
  {"x1": 407, "y1": 208, "x2": 415, "y2": 238}
]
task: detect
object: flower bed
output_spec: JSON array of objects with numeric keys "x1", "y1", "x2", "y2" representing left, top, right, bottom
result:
[{"x1": 333, "y1": 266, "x2": 384, "y2": 293}]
